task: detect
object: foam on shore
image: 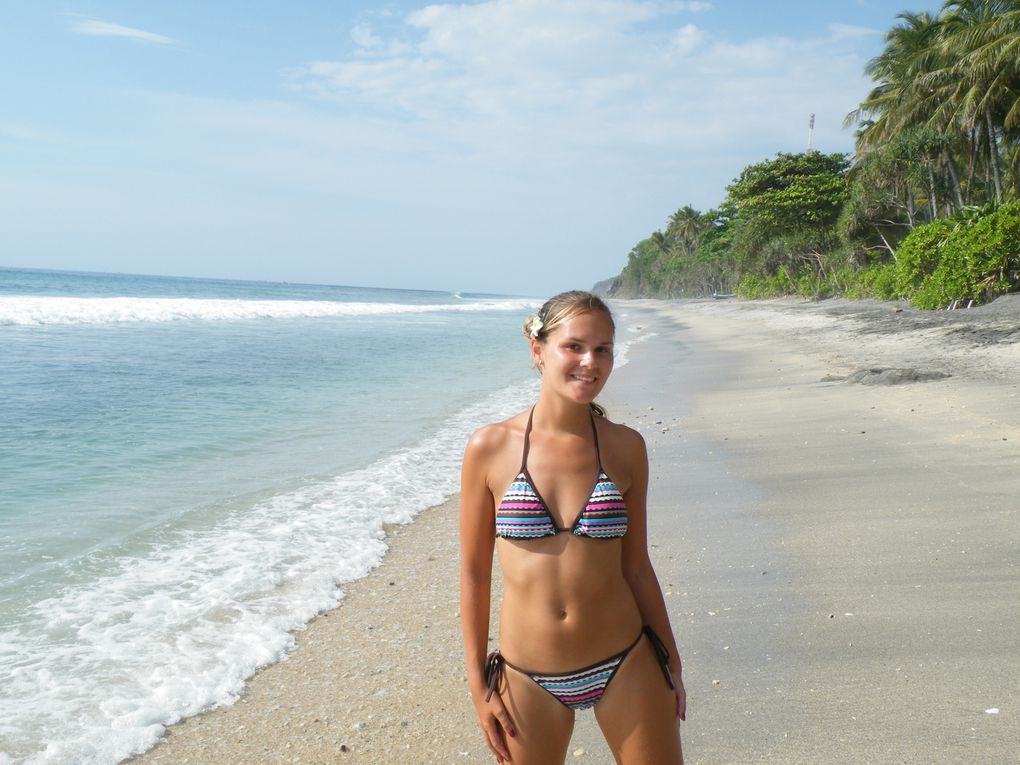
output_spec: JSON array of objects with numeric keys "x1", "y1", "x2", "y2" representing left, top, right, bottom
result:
[{"x1": 0, "y1": 295, "x2": 539, "y2": 326}]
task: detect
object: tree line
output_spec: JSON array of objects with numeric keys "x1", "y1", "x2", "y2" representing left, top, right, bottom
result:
[{"x1": 607, "y1": 1, "x2": 1020, "y2": 308}]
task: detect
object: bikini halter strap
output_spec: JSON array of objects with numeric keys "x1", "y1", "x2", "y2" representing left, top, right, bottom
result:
[
  {"x1": 521, "y1": 406, "x2": 603, "y2": 470},
  {"x1": 589, "y1": 408, "x2": 603, "y2": 470},
  {"x1": 521, "y1": 407, "x2": 536, "y2": 467}
]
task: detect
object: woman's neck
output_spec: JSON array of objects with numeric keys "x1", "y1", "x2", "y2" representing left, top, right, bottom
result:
[{"x1": 531, "y1": 394, "x2": 592, "y2": 436}]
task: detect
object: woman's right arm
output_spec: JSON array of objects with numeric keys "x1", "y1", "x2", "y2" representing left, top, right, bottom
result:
[{"x1": 460, "y1": 428, "x2": 515, "y2": 762}]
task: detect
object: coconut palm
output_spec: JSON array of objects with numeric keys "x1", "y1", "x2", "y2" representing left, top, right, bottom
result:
[
  {"x1": 934, "y1": 0, "x2": 1020, "y2": 201},
  {"x1": 665, "y1": 205, "x2": 705, "y2": 259},
  {"x1": 845, "y1": 12, "x2": 966, "y2": 216},
  {"x1": 846, "y1": 13, "x2": 945, "y2": 147}
]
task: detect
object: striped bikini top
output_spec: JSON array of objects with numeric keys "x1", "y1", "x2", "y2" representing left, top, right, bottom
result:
[{"x1": 495, "y1": 409, "x2": 627, "y2": 539}]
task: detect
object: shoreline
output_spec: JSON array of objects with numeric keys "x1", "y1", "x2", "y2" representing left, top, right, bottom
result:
[
  {"x1": 134, "y1": 296, "x2": 1019, "y2": 764},
  {"x1": 133, "y1": 495, "x2": 493, "y2": 764}
]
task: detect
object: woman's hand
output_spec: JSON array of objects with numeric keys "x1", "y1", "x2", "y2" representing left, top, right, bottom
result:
[
  {"x1": 672, "y1": 669, "x2": 687, "y2": 722},
  {"x1": 473, "y1": 691, "x2": 515, "y2": 763}
]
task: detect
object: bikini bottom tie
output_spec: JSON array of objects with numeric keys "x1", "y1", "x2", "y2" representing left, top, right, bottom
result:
[
  {"x1": 641, "y1": 624, "x2": 675, "y2": 690},
  {"x1": 484, "y1": 650, "x2": 504, "y2": 702}
]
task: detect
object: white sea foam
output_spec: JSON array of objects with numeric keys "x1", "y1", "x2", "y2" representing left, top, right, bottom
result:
[
  {"x1": 0, "y1": 296, "x2": 538, "y2": 326},
  {"x1": 614, "y1": 330, "x2": 657, "y2": 368},
  {"x1": 0, "y1": 380, "x2": 539, "y2": 765}
]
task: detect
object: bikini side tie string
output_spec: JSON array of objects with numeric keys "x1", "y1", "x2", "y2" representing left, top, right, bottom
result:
[
  {"x1": 642, "y1": 625, "x2": 676, "y2": 690},
  {"x1": 483, "y1": 651, "x2": 504, "y2": 702}
]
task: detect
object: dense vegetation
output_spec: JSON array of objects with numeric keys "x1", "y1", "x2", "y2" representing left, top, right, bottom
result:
[{"x1": 608, "y1": 1, "x2": 1020, "y2": 308}]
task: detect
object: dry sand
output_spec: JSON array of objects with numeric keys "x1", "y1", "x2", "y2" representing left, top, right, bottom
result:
[{"x1": 134, "y1": 296, "x2": 1020, "y2": 765}]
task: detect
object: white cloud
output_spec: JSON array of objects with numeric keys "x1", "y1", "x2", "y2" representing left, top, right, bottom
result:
[
  {"x1": 351, "y1": 23, "x2": 381, "y2": 50},
  {"x1": 72, "y1": 19, "x2": 177, "y2": 45},
  {"x1": 291, "y1": 0, "x2": 870, "y2": 164},
  {"x1": 296, "y1": 1, "x2": 705, "y2": 127},
  {"x1": 671, "y1": 23, "x2": 702, "y2": 55}
]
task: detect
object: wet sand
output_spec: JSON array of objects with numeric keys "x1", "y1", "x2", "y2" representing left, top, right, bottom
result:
[{"x1": 134, "y1": 296, "x2": 1020, "y2": 764}]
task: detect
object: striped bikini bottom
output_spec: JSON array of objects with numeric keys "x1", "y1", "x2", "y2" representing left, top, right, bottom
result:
[{"x1": 484, "y1": 625, "x2": 675, "y2": 711}]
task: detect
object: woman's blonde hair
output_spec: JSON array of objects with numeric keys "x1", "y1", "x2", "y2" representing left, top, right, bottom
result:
[
  {"x1": 523, "y1": 291, "x2": 614, "y2": 417},
  {"x1": 522, "y1": 290, "x2": 615, "y2": 343}
]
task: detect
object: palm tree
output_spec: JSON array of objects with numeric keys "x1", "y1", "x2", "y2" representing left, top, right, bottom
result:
[
  {"x1": 845, "y1": 12, "x2": 965, "y2": 216},
  {"x1": 846, "y1": 12, "x2": 945, "y2": 148},
  {"x1": 665, "y1": 205, "x2": 704, "y2": 259},
  {"x1": 935, "y1": 0, "x2": 1020, "y2": 202},
  {"x1": 980, "y1": 4, "x2": 1020, "y2": 130}
]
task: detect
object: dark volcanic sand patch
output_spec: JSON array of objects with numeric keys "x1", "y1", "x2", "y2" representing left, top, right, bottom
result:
[{"x1": 843, "y1": 367, "x2": 951, "y2": 385}]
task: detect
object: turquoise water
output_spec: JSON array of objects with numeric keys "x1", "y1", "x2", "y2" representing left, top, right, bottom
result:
[{"x1": 0, "y1": 268, "x2": 542, "y2": 764}]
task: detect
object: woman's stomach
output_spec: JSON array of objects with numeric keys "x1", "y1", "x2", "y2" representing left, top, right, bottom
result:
[{"x1": 495, "y1": 538, "x2": 642, "y2": 670}]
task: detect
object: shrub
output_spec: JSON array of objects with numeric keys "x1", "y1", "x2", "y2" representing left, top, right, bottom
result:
[
  {"x1": 736, "y1": 271, "x2": 788, "y2": 299},
  {"x1": 911, "y1": 245, "x2": 971, "y2": 308},
  {"x1": 862, "y1": 262, "x2": 899, "y2": 300},
  {"x1": 795, "y1": 268, "x2": 831, "y2": 299},
  {"x1": 959, "y1": 199, "x2": 1020, "y2": 298},
  {"x1": 838, "y1": 262, "x2": 898, "y2": 300},
  {"x1": 905, "y1": 200, "x2": 1020, "y2": 308},
  {"x1": 892, "y1": 217, "x2": 956, "y2": 298}
]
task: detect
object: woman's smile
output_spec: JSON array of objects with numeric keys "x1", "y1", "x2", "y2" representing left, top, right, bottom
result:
[{"x1": 534, "y1": 310, "x2": 615, "y2": 403}]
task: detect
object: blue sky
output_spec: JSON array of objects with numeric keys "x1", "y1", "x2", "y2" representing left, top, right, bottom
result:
[{"x1": 1, "y1": 1, "x2": 939, "y2": 295}]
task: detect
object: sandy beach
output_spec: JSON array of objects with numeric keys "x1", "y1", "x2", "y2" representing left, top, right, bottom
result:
[{"x1": 134, "y1": 296, "x2": 1020, "y2": 765}]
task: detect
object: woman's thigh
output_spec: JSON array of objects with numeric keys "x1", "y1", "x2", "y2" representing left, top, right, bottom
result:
[
  {"x1": 594, "y1": 637, "x2": 684, "y2": 765},
  {"x1": 500, "y1": 665, "x2": 576, "y2": 765}
]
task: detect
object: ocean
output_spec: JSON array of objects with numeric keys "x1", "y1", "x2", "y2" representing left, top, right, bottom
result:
[{"x1": 0, "y1": 268, "x2": 648, "y2": 764}]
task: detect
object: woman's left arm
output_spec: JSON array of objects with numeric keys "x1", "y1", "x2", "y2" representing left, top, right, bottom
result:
[{"x1": 619, "y1": 428, "x2": 687, "y2": 721}]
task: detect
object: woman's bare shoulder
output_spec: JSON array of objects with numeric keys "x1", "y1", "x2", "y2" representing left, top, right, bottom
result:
[
  {"x1": 599, "y1": 416, "x2": 647, "y2": 451},
  {"x1": 597, "y1": 416, "x2": 648, "y2": 491},
  {"x1": 597, "y1": 416, "x2": 648, "y2": 479},
  {"x1": 464, "y1": 410, "x2": 530, "y2": 459}
]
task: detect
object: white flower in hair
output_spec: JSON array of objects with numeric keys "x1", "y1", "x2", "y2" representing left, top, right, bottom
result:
[{"x1": 527, "y1": 316, "x2": 544, "y2": 339}]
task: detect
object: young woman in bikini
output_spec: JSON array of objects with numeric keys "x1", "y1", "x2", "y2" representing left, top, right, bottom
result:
[{"x1": 460, "y1": 290, "x2": 686, "y2": 764}]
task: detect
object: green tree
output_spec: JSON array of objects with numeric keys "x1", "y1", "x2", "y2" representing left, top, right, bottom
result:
[
  {"x1": 936, "y1": 0, "x2": 1020, "y2": 202},
  {"x1": 616, "y1": 237, "x2": 667, "y2": 297},
  {"x1": 846, "y1": 12, "x2": 946, "y2": 151},
  {"x1": 846, "y1": 12, "x2": 966, "y2": 218},
  {"x1": 726, "y1": 151, "x2": 850, "y2": 251},
  {"x1": 665, "y1": 205, "x2": 705, "y2": 259}
]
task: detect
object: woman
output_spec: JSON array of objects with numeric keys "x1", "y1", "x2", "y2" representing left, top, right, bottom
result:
[{"x1": 460, "y1": 290, "x2": 686, "y2": 764}]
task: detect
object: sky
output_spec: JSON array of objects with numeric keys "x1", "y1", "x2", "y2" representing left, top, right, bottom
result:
[{"x1": 0, "y1": 1, "x2": 941, "y2": 295}]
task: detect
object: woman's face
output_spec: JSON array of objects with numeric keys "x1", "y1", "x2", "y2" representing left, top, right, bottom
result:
[{"x1": 533, "y1": 309, "x2": 615, "y2": 404}]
